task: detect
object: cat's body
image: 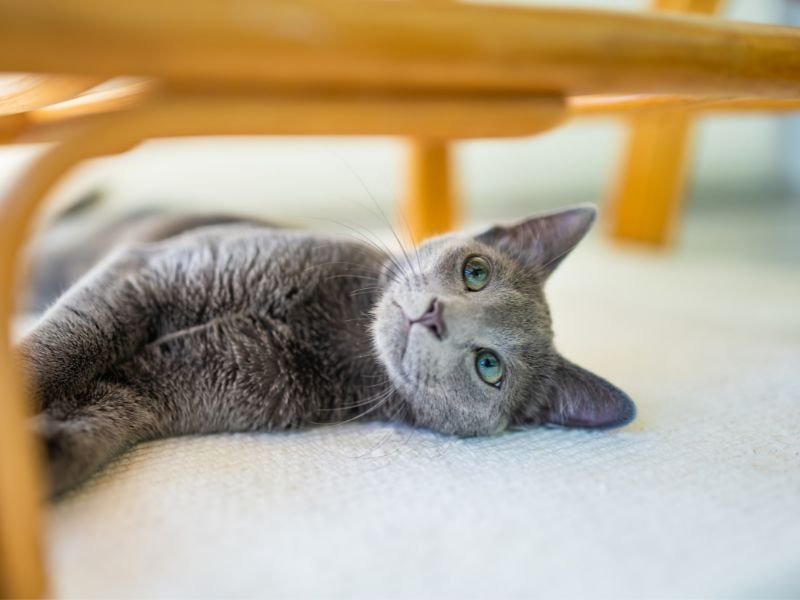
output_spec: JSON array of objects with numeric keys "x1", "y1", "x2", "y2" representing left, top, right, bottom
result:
[{"x1": 19, "y1": 205, "x2": 635, "y2": 495}]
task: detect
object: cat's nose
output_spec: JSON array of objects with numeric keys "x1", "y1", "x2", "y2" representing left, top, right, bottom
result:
[{"x1": 410, "y1": 298, "x2": 447, "y2": 340}]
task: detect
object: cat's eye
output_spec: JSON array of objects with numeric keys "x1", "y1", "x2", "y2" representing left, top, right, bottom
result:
[
  {"x1": 463, "y1": 255, "x2": 491, "y2": 291},
  {"x1": 475, "y1": 349, "x2": 504, "y2": 388}
]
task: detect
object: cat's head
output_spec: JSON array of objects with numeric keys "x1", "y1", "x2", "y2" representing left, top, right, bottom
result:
[{"x1": 371, "y1": 205, "x2": 635, "y2": 436}]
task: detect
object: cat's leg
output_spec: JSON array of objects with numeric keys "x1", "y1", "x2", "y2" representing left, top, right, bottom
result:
[
  {"x1": 33, "y1": 316, "x2": 285, "y2": 495},
  {"x1": 34, "y1": 381, "x2": 159, "y2": 495},
  {"x1": 17, "y1": 245, "x2": 164, "y2": 411}
]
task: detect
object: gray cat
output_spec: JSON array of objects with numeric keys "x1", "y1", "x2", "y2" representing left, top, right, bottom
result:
[{"x1": 18, "y1": 204, "x2": 635, "y2": 496}]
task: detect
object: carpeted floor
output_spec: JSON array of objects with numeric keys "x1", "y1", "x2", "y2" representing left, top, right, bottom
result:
[{"x1": 42, "y1": 205, "x2": 800, "y2": 598}]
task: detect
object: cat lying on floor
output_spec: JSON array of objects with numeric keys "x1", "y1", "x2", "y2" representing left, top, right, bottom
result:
[{"x1": 18, "y1": 203, "x2": 635, "y2": 495}]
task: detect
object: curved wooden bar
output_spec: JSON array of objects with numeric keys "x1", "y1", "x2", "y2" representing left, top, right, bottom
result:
[
  {"x1": 0, "y1": 74, "x2": 103, "y2": 116},
  {"x1": 16, "y1": 92, "x2": 567, "y2": 144},
  {"x1": 0, "y1": 108, "x2": 49, "y2": 597},
  {"x1": 570, "y1": 94, "x2": 800, "y2": 116},
  {"x1": 1, "y1": 0, "x2": 800, "y2": 98}
]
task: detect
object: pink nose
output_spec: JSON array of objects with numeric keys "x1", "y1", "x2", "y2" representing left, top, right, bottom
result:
[{"x1": 409, "y1": 298, "x2": 447, "y2": 340}]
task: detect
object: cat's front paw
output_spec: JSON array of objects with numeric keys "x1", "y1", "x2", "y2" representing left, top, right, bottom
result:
[{"x1": 30, "y1": 415, "x2": 93, "y2": 497}]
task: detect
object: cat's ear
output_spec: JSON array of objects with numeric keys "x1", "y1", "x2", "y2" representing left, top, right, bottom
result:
[
  {"x1": 475, "y1": 205, "x2": 596, "y2": 277},
  {"x1": 540, "y1": 358, "x2": 636, "y2": 429}
]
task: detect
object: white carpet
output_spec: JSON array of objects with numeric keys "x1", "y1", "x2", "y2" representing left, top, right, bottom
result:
[{"x1": 43, "y1": 211, "x2": 800, "y2": 599}]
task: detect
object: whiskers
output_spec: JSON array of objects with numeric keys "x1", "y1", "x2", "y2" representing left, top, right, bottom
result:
[
  {"x1": 300, "y1": 158, "x2": 423, "y2": 456},
  {"x1": 310, "y1": 335, "x2": 403, "y2": 433},
  {"x1": 336, "y1": 156, "x2": 421, "y2": 280},
  {"x1": 310, "y1": 380, "x2": 397, "y2": 426},
  {"x1": 349, "y1": 286, "x2": 385, "y2": 300},
  {"x1": 322, "y1": 217, "x2": 411, "y2": 281}
]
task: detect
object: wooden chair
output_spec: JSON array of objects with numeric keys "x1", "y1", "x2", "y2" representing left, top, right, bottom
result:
[{"x1": 1, "y1": 1, "x2": 799, "y2": 596}]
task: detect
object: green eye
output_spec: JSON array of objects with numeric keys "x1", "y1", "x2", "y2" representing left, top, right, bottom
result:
[
  {"x1": 475, "y1": 349, "x2": 504, "y2": 387},
  {"x1": 463, "y1": 255, "x2": 491, "y2": 291}
]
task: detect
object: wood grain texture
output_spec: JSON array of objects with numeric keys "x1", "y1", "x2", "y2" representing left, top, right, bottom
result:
[
  {"x1": 27, "y1": 78, "x2": 155, "y2": 124},
  {"x1": 0, "y1": 73, "x2": 102, "y2": 116},
  {"x1": 0, "y1": 0, "x2": 799, "y2": 97}
]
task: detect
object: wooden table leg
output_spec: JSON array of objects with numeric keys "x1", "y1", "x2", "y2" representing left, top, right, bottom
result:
[
  {"x1": 610, "y1": 109, "x2": 694, "y2": 244},
  {"x1": 609, "y1": 0, "x2": 724, "y2": 245},
  {"x1": 404, "y1": 140, "x2": 459, "y2": 242}
]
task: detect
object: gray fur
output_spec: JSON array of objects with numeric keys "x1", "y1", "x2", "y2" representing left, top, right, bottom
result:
[{"x1": 18, "y1": 205, "x2": 635, "y2": 496}]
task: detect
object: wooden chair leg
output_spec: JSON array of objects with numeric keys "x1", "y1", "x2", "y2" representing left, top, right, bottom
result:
[
  {"x1": 608, "y1": 0, "x2": 723, "y2": 245},
  {"x1": 0, "y1": 105, "x2": 146, "y2": 599},
  {"x1": 0, "y1": 358, "x2": 47, "y2": 599},
  {"x1": 0, "y1": 158, "x2": 51, "y2": 600},
  {"x1": 404, "y1": 140, "x2": 459, "y2": 243}
]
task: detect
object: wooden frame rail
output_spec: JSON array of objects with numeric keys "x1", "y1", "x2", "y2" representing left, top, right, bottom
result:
[{"x1": 1, "y1": 1, "x2": 800, "y2": 97}]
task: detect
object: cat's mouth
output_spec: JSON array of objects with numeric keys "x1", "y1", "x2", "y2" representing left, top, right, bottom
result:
[{"x1": 376, "y1": 297, "x2": 423, "y2": 388}]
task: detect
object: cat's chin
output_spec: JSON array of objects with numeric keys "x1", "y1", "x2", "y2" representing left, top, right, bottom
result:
[{"x1": 376, "y1": 349, "x2": 414, "y2": 395}]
